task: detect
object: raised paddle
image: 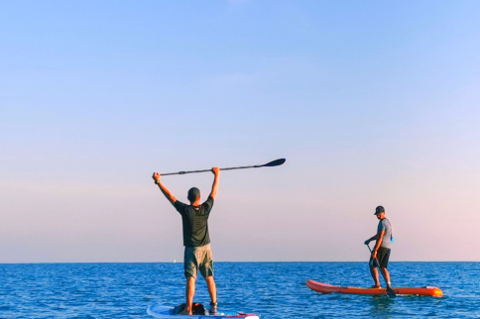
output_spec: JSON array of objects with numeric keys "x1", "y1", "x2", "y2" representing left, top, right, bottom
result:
[
  {"x1": 366, "y1": 243, "x2": 397, "y2": 298},
  {"x1": 160, "y1": 158, "x2": 286, "y2": 176}
]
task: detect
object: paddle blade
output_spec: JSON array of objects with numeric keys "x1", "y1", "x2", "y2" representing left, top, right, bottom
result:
[
  {"x1": 387, "y1": 286, "x2": 397, "y2": 298},
  {"x1": 263, "y1": 158, "x2": 286, "y2": 167}
]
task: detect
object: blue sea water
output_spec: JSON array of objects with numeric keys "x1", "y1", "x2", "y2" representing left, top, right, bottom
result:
[{"x1": 1, "y1": 262, "x2": 479, "y2": 318}]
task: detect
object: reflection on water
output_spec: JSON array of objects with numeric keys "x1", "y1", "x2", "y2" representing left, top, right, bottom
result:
[{"x1": 369, "y1": 295, "x2": 395, "y2": 318}]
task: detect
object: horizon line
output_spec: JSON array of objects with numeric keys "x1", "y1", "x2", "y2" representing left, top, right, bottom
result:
[{"x1": 1, "y1": 260, "x2": 478, "y2": 265}]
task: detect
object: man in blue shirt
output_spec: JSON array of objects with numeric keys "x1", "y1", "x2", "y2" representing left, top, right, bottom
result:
[{"x1": 364, "y1": 206, "x2": 395, "y2": 296}]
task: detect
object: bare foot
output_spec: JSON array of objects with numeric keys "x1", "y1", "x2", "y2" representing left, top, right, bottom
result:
[{"x1": 177, "y1": 309, "x2": 192, "y2": 315}]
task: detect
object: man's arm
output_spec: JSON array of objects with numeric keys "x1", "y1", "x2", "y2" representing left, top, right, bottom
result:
[
  {"x1": 372, "y1": 231, "x2": 385, "y2": 259},
  {"x1": 364, "y1": 234, "x2": 378, "y2": 245},
  {"x1": 152, "y1": 172, "x2": 177, "y2": 205},
  {"x1": 209, "y1": 167, "x2": 220, "y2": 200}
]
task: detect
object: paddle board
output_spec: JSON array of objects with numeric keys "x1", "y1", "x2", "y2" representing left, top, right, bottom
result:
[
  {"x1": 147, "y1": 303, "x2": 260, "y2": 319},
  {"x1": 306, "y1": 280, "x2": 443, "y2": 297}
]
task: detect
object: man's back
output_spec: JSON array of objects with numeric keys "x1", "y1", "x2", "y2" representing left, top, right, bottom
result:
[{"x1": 174, "y1": 196, "x2": 214, "y2": 247}]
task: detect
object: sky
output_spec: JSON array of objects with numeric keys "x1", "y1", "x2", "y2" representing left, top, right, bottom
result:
[{"x1": 1, "y1": 0, "x2": 480, "y2": 263}]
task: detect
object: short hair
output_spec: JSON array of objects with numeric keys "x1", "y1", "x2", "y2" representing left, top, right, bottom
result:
[{"x1": 187, "y1": 187, "x2": 200, "y2": 202}]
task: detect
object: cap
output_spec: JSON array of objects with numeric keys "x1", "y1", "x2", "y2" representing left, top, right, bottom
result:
[
  {"x1": 187, "y1": 187, "x2": 200, "y2": 201},
  {"x1": 374, "y1": 206, "x2": 385, "y2": 215}
]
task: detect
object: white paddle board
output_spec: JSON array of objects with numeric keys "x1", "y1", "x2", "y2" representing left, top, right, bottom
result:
[{"x1": 147, "y1": 303, "x2": 259, "y2": 319}]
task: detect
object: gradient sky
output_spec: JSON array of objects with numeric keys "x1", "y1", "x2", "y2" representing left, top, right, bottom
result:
[{"x1": 1, "y1": 1, "x2": 480, "y2": 263}]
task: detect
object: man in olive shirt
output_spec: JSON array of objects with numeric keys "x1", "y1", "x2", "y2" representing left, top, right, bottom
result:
[
  {"x1": 152, "y1": 168, "x2": 220, "y2": 315},
  {"x1": 364, "y1": 205, "x2": 395, "y2": 296}
]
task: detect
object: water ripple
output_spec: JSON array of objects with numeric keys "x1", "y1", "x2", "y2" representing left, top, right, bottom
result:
[{"x1": 0, "y1": 262, "x2": 479, "y2": 318}]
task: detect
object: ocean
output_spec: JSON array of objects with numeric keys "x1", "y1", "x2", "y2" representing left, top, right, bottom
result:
[{"x1": 1, "y1": 262, "x2": 479, "y2": 318}]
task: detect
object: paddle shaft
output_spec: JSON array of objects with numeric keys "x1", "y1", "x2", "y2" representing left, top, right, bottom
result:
[{"x1": 160, "y1": 158, "x2": 286, "y2": 176}]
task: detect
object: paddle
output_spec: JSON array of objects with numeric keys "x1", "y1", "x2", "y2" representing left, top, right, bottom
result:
[
  {"x1": 160, "y1": 158, "x2": 286, "y2": 176},
  {"x1": 366, "y1": 243, "x2": 396, "y2": 298}
]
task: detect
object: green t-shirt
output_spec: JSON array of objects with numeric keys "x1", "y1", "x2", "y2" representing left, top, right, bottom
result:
[{"x1": 174, "y1": 196, "x2": 214, "y2": 247}]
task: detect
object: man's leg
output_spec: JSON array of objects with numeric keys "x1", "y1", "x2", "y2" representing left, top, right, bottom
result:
[
  {"x1": 184, "y1": 276, "x2": 196, "y2": 315},
  {"x1": 380, "y1": 267, "x2": 396, "y2": 297},
  {"x1": 380, "y1": 267, "x2": 391, "y2": 287},
  {"x1": 201, "y1": 245, "x2": 216, "y2": 314},
  {"x1": 369, "y1": 265, "x2": 381, "y2": 288},
  {"x1": 205, "y1": 276, "x2": 217, "y2": 304},
  {"x1": 378, "y1": 248, "x2": 392, "y2": 288},
  {"x1": 182, "y1": 247, "x2": 198, "y2": 315}
]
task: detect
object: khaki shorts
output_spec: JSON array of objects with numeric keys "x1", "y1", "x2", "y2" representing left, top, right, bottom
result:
[{"x1": 184, "y1": 244, "x2": 214, "y2": 279}]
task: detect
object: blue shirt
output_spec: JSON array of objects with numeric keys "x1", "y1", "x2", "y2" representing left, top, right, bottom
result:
[{"x1": 377, "y1": 218, "x2": 393, "y2": 249}]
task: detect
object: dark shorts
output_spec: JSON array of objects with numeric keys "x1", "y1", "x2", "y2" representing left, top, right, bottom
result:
[
  {"x1": 184, "y1": 244, "x2": 214, "y2": 279},
  {"x1": 370, "y1": 247, "x2": 391, "y2": 269}
]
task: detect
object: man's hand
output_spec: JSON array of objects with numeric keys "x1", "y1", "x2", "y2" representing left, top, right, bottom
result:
[
  {"x1": 372, "y1": 250, "x2": 378, "y2": 259},
  {"x1": 152, "y1": 172, "x2": 161, "y2": 183},
  {"x1": 212, "y1": 167, "x2": 220, "y2": 176},
  {"x1": 152, "y1": 172, "x2": 177, "y2": 204}
]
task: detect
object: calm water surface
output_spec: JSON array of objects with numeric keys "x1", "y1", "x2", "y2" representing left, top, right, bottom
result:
[{"x1": 1, "y1": 262, "x2": 479, "y2": 318}]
